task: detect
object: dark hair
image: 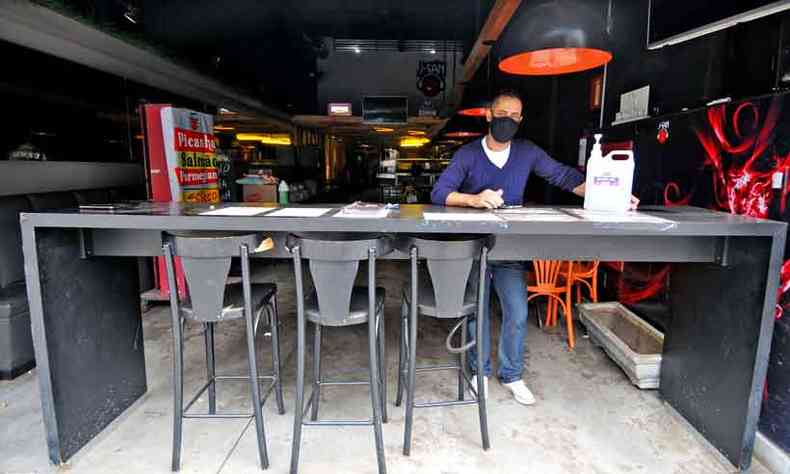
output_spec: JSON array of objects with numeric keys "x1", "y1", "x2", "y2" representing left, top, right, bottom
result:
[{"x1": 490, "y1": 89, "x2": 523, "y2": 107}]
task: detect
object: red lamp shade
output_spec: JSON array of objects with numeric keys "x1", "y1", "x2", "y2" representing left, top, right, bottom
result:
[
  {"x1": 499, "y1": 47, "x2": 612, "y2": 76},
  {"x1": 497, "y1": 1, "x2": 612, "y2": 76},
  {"x1": 457, "y1": 107, "x2": 489, "y2": 117},
  {"x1": 444, "y1": 131, "x2": 483, "y2": 138}
]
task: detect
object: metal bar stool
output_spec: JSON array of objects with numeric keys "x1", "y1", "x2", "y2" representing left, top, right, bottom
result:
[
  {"x1": 162, "y1": 231, "x2": 285, "y2": 471},
  {"x1": 287, "y1": 233, "x2": 391, "y2": 474},
  {"x1": 394, "y1": 235, "x2": 492, "y2": 455}
]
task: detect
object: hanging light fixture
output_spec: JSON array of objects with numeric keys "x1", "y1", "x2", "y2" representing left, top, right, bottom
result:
[
  {"x1": 441, "y1": 115, "x2": 485, "y2": 140},
  {"x1": 457, "y1": 82, "x2": 491, "y2": 117},
  {"x1": 458, "y1": 40, "x2": 496, "y2": 117},
  {"x1": 496, "y1": 0, "x2": 612, "y2": 76}
]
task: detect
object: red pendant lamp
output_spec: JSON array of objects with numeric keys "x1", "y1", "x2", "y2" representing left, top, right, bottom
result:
[
  {"x1": 458, "y1": 39, "x2": 498, "y2": 117},
  {"x1": 497, "y1": 0, "x2": 612, "y2": 76},
  {"x1": 441, "y1": 115, "x2": 485, "y2": 140},
  {"x1": 457, "y1": 84, "x2": 490, "y2": 117},
  {"x1": 457, "y1": 106, "x2": 489, "y2": 117}
]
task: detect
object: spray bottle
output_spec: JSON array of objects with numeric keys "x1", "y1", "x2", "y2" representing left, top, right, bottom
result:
[{"x1": 583, "y1": 134, "x2": 635, "y2": 213}]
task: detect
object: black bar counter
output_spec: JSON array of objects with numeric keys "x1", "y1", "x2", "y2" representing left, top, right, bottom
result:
[{"x1": 19, "y1": 203, "x2": 787, "y2": 470}]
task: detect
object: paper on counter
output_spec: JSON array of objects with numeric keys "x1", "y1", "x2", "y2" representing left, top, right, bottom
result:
[
  {"x1": 568, "y1": 209, "x2": 673, "y2": 224},
  {"x1": 495, "y1": 207, "x2": 562, "y2": 214},
  {"x1": 423, "y1": 212, "x2": 503, "y2": 222},
  {"x1": 337, "y1": 202, "x2": 390, "y2": 218},
  {"x1": 267, "y1": 207, "x2": 334, "y2": 218},
  {"x1": 499, "y1": 214, "x2": 579, "y2": 222},
  {"x1": 200, "y1": 206, "x2": 275, "y2": 216},
  {"x1": 337, "y1": 209, "x2": 390, "y2": 218}
]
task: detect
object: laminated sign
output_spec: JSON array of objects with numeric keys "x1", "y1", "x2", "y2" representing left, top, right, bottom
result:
[{"x1": 160, "y1": 107, "x2": 220, "y2": 203}]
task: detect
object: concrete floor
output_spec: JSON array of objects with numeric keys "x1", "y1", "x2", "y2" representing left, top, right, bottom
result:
[{"x1": 0, "y1": 261, "x2": 772, "y2": 474}]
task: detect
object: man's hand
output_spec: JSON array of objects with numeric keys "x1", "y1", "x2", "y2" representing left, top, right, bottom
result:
[
  {"x1": 629, "y1": 195, "x2": 640, "y2": 211},
  {"x1": 469, "y1": 189, "x2": 504, "y2": 209}
]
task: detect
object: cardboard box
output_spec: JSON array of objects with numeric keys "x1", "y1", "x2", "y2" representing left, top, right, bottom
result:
[{"x1": 242, "y1": 183, "x2": 277, "y2": 203}]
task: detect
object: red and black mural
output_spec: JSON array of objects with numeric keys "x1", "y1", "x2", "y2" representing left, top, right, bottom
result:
[{"x1": 610, "y1": 91, "x2": 790, "y2": 452}]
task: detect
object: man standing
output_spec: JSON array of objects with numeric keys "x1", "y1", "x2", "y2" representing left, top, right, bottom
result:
[{"x1": 431, "y1": 90, "x2": 637, "y2": 405}]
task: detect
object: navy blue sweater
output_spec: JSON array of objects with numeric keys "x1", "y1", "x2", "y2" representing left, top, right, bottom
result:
[{"x1": 431, "y1": 139, "x2": 585, "y2": 206}]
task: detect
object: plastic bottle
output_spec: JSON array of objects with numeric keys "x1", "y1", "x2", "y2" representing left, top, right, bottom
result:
[
  {"x1": 583, "y1": 133, "x2": 635, "y2": 213},
  {"x1": 278, "y1": 180, "x2": 289, "y2": 204}
]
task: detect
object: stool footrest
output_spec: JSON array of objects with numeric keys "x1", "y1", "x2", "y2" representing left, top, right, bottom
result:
[
  {"x1": 184, "y1": 413, "x2": 255, "y2": 419},
  {"x1": 414, "y1": 364, "x2": 461, "y2": 373},
  {"x1": 399, "y1": 369, "x2": 480, "y2": 407},
  {"x1": 317, "y1": 380, "x2": 369, "y2": 386},
  {"x1": 415, "y1": 399, "x2": 479, "y2": 408},
  {"x1": 303, "y1": 419, "x2": 374, "y2": 427},
  {"x1": 214, "y1": 375, "x2": 277, "y2": 380},
  {"x1": 183, "y1": 377, "x2": 278, "y2": 417}
]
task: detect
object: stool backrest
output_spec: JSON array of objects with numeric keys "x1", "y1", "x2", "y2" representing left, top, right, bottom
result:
[
  {"x1": 290, "y1": 233, "x2": 391, "y2": 325},
  {"x1": 166, "y1": 232, "x2": 264, "y2": 321},
  {"x1": 402, "y1": 235, "x2": 490, "y2": 318}
]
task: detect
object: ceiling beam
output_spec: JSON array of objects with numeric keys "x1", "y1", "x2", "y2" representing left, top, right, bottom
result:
[
  {"x1": 0, "y1": 1, "x2": 293, "y2": 130},
  {"x1": 452, "y1": 0, "x2": 522, "y2": 109}
]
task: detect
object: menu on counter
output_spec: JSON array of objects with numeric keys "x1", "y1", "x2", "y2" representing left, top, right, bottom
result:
[
  {"x1": 567, "y1": 209, "x2": 674, "y2": 224},
  {"x1": 422, "y1": 212, "x2": 503, "y2": 222},
  {"x1": 267, "y1": 207, "x2": 334, "y2": 218},
  {"x1": 200, "y1": 206, "x2": 275, "y2": 216},
  {"x1": 337, "y1": 201, "x2": 393, "y2": 218},
  {"x1": 494, "y1": 207, "x2": 564, "y2": 214},
  {"x1": 498, "y1": 213, "x2": 579, "y2": 222}
]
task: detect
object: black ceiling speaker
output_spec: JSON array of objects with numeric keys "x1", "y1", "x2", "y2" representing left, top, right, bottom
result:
[{"x1": 496, "y1": 0, "x2": 612, "y2": 76}]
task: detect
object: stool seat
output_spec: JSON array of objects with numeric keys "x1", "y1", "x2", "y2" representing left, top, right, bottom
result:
[
  {"x1": 306, "y1": 286, "x2": 385, "y2": 327},
  {"x1": 403, "y1": 276, "x2": 477, "y2": 319},
  {"x1": 181, "y1": 283, "x2": 277, "y2": 322}
]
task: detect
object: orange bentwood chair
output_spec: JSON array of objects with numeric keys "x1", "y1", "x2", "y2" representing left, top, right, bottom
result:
[
  {"x1": 569, "y1": 261, "x2": 600, "y2": 304},
  {"x1": 526, "y1": 260, "x2": 575, "y2": 349}
]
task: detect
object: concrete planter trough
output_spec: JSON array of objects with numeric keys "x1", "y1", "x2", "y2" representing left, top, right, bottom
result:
[{"x1": 577, "y1": 302, "x2": 664, "y2": 389}]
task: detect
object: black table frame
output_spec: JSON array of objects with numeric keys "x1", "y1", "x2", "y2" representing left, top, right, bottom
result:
[{"x1": 20, "y1": 204, "x2": 787, "y2": 471}]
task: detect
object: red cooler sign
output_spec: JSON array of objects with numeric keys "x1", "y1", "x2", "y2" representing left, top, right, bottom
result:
[
  {"x1": 143, "y1": 104, "x2": 221, "y2": 300},
  {"x1": 160, "y1": 107, "x2": 220, "y2": 203}
]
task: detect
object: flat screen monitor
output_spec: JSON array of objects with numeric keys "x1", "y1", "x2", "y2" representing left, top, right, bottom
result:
[
  {"x1": 648, "y1": 0, "x2": 790, "y2": 49},
  {"x1": 362, "y1": 96, "x2": 408, "y2": 124}
]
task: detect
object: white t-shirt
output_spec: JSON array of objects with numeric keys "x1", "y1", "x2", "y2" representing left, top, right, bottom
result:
[{"x1": 481, "y1": 137, "x2": 510, "y2": 169}]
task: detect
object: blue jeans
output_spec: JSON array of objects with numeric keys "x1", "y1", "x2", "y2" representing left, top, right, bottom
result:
[{"x1": 468, "y1": 261, "x2": 528, "y2": 384}]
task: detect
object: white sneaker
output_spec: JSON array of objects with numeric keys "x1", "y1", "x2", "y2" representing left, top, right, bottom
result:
[
  {"x1": 502, "y1": 380, "x2": 536, "y2": 405},
  {"x1": 469, "y1": 375, "x2": 489, "y2": 399}
]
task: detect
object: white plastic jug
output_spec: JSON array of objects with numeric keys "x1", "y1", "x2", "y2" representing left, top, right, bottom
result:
[{"x1": 583, "y1": 134, "x2": 635, "y2": 213}]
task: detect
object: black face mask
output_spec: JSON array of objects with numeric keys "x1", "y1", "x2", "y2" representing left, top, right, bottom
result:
[{"x1": 489, "y1": 116, "x2": 520, "y2": 143}]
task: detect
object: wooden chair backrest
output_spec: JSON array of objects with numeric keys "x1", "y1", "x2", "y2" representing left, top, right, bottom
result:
[
  {"x1": 572, "y1": 261, "x2": 600, "y2": 279},
  {"x1": 531, "y1": 260, "x2": 569, "y2": 289}
]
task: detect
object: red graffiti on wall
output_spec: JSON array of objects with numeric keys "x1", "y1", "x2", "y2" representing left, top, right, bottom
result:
[
  {"x1": 617, "y1": 265, "x2": 671, "y2": 305},
  {"x1": 661, "y1": 98, "x2": 790, "y2": 320}
]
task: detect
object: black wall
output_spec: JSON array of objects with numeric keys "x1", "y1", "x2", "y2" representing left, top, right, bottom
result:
[
  {"x1": 601, "y1": 1, "x2": 787, "y2": 125},
  {"x1": 510, "y1": 0, "x2": 788, "y2": 203},
  {"x1": 0, "y1": 40, "x2": 211, "y2": 163},
  {"x1": 495, "y1": 0, "x2": 790, "y2": 171}
]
